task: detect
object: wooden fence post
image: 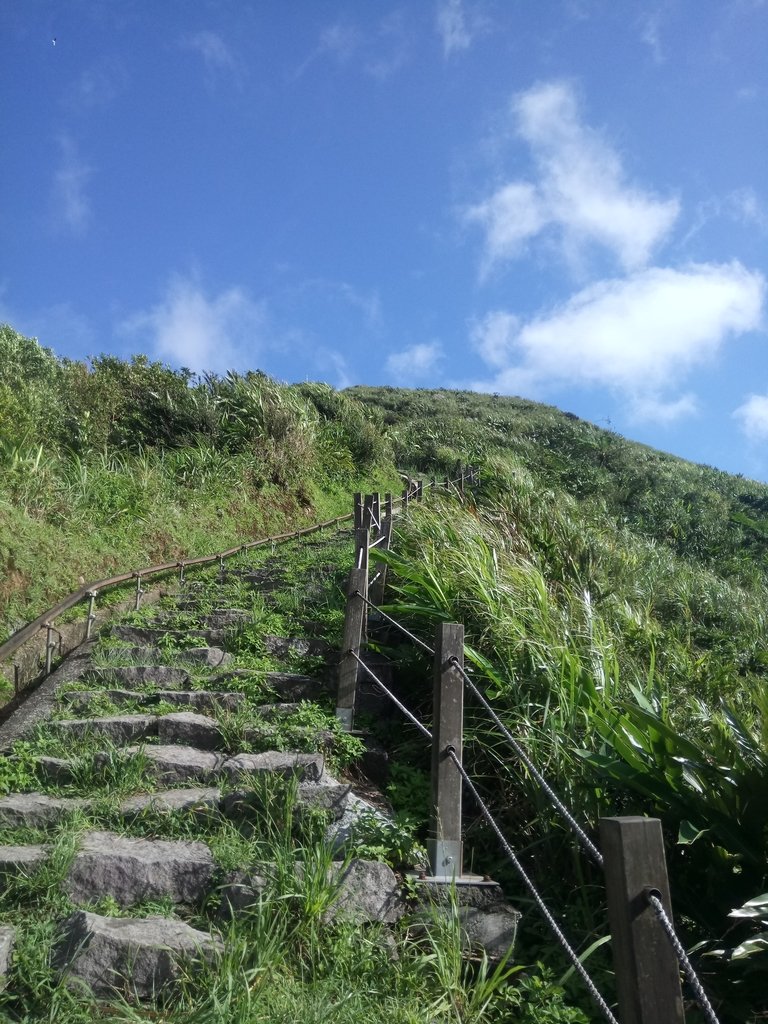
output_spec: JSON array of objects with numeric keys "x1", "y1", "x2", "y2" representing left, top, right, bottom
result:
[
  {"x1": 384, "y1": 491, "x2": 393, "y2": 523},
  {"x1": 336, "y1": 564, "x2": 368, "y2": 730},
  {"x1": 402, "y1": 487, "x2": 409, "y2": 512},
  {"x1": 371, "y1": 492, "x2": 381, "y2": 529},
  {"x1": 600, "y1": 817, "x2": 685, "y2": 1024},
  {"x1": 428, "y1": 623, "x2": 464, "y2": 879},
  {"x1": 417, "y1": 480, "x2": 423, "y2": 501},
  {"x1": 369, "y1": 512, "x2": 393, "y2": 607},
  {"x1": 459, "y1": 466, "x2": 465, "y2": 496},
  {"x1": 354, "y1": 492, "x2": 363, "y2": 531}
]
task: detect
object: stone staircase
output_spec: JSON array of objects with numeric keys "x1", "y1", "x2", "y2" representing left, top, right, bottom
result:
[{"x1": 0, "y1": 531, "x2": 407, "y2": 1004}]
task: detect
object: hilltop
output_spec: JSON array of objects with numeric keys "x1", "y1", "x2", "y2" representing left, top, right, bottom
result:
[{"x1": 2, "y1": 325, "x2": 768, "y2": 1020}]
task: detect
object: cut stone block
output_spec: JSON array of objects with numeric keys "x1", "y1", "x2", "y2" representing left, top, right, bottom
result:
[
  {"x1": 204, "y1": 609, "x2": 251, "y2": 629},
  {"x1": 157, "y1": 713, "x2": 223, "y2": 750},
  {"x1": 120, "y1": 788, "x2": 221, "y2": 818},
  {"x1": 0, "y1": 926, "x2": 14, "y2": 988},
  {"x1": 263, "y1": 636, "x2": 333, "y2": 661},
  {"x1": 55, "y1": 910, "x2": 222, "y2": 999},
  {"x1": 254, "y1": 702, "x2": 301, "y2": 719},
  {"x1": 50, "y1": 715, "x2": 157, "y2": 744},
  {"x1": 109, "y1": 625, "x2": 215, "y2": 647},
  {"x1": 101, "y1": 646, "x2": 231, "y2": 669},
  {"x1": 88, "y1": 666, "x2": 192, "y2": 690},
  {"x1": 221, "y1": 751, "x2": 324, "y2": 784},
  {"x1": 0, "y1": 793, "x2": 86, "y2": 829},
  {"x1": 66, "y1": 831, "x2": 214, "y2": 907},
  {"x1": 296, "y1": 782, "x2": 352, "y2": 821},
  {"x1": 151, "y1": 690, "x2": 243, "y2": 713},
  {"x1": 118, "y1": 745, "x2": 224, "y2": 785},
  {"x1": 0, "y1": 844, "x2": 49, "y2": 874},
  {"x1": 457, "y1": 906, "x2": 520, "y2": 959},
  {"x1": 36, "y1": 756, "x2": 77, "y2": 786},
  {"x1": 324, "y1": 859, "x2": 404, "y2": 925},
  {"x1": 217, "y1": 869, "x2": 269, "y2": 918}
]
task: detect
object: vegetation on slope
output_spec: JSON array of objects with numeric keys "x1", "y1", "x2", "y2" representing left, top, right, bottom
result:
[{"x1": 4, "y1": 329, "x2": 768, "y2": 1019}]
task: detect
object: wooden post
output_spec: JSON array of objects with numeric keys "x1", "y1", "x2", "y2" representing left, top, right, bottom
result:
[
  {"x1": 428, "y1": 623, "x2": 464, "y2": 878},
  {"x1": 354, "y1": 492, "x2": 363, "y2": 531},
  {"x1": 600, "y1": 817, "x2": 685, "y2": 1024},
  {"x1": 371, "y1": 492, "x2": 381, "y2": 529},
  {"x1": 402, "y1": 487, "x2": 409, "y2": 512},
  {"x1": 430, "y1": 477, "x2": 436, "y2": 491},
  {"x1": 417, "y1": 480, "x2": 423, "y2": 501},
  {"x1": 384, "y1": 492, "x2": 393, "y2": 524},
  {"x1": 363, "y1": 494, "x2": 373, "y2": 530},
  {"x1": 369, "y1": 513, "x2": 393, "y2": 606},
  {"x1": 336, "y1": 566, "x2": 368, "y2": 730},
  {"x1": 459, "y1": 466, "x2": 466, "y2": 496}
]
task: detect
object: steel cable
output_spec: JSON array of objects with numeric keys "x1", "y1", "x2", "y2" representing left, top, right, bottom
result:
[
  {"x1": 349, "y1": 650, "x2": 433, "y2": 740},
  {"x1": 646, "y1": 892, "x2": 722, "y2": 1024},
  {"x1": 445, "y1": 748, "x2": 619, "y2": 1024},
  {"x1": 450, "y1": 657, "x2": 604, "y2": 869}
]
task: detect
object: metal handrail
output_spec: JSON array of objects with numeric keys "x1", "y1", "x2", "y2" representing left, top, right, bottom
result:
[{"x1": 0, "y1": 512, "x2": 353, "y2": 666}]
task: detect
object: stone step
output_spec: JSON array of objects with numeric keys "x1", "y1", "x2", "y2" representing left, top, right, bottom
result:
[
  {"x1": 119, "y1": 788, "x2": 222, "y2": 818},
  {"x1": 109, "y1": 625, "x2": 224, "y2": 647},
  {"x1": 49, "y1": 712, "x2": 223, "y2": 749},
  {"x1": 65, "y1": 831, "x2": 215, "y2": 908},
  {"x1": 98, "y1": 647, "x2": 231, "y2": 669},
  {"x1": 60, "y1": 689, "x2": 244, "y2": 715},
  {"x1": 86, "y1": 666, "x2": 193, "y2": 690},
  {"x1": 102, "y1": 745, "x2": 224, "y2": 786},
  {"x1": 0, "y1": 844, "x2": 49, "y2": 873},
  {"x1": 54, "y1": 910, "x2": 222, "y2": 999},
  {"x1": 221, "y1": 751, "x2": 324, "y2": 784},
  {"x1": 0, "y1": 793, "x2": 87, "y2": 829},
  {"x1": 262, "y1": 636, "x2": 334, "y2": 662},
  {"x1": 209, "y1": 670, "x2": 330, "y2": 701}
]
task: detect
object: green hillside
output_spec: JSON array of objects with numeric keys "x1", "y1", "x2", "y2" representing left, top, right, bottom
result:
[{"x1": 2, "y1": 325, "x2": 768, "y2": 1020}]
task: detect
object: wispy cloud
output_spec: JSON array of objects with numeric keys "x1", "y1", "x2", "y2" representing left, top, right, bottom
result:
[
  {"x1": 63, "y1": 57, "x2": 128, "y2": 114},
  {"x1": 734, "y1": 393, "x2": 768, "y2": 440},
  {"x1": 471, "y1": 262, "x2": 765, "y2": 423},
  {"x1": 436, "y1": 0, "x2": 472, "y2": 57},
  {"x1": 119, "y1": 275, "x2": 267, "y2": 374},
  {"x1": 295, "y1": 14, "x2": 410, "y2": 81},
  {"x1": 52, "y1": 135, "x2": 93, "y2": 235},
  {"x1": 464, "y1": 80, "x2": 680, "y2": 275},
  {"x1": 386, "y1": 341, "x2": 443, "y2": 382},
  {"x1": 180, "y1": 31, "x2": 243, "y2": 86},
  {"x1": 682, "y1": 187, "x2": 768, "y2": 246}
]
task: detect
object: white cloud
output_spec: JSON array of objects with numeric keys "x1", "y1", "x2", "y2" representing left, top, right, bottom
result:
[
  {"x1": 436, "y1": 0, "x2": 472, "y2": 57},
  {"x1": 472, "y1": 262, "x2": 765, "y2": 422},
  {"x1": 63, "y1": 58, "x2": 127, "y2": 114},
  {"x1": 180, "y1": 31, "x2": 242, "y2": 84},
  {"x1": 52, "y1": 136, "x2": 92, "y2": 234},
  {"x1": 119, "y1": 276, "x2": 267, "y2": 374},
  {"x1": 386, "y1": 341, "x2": 443, "y2": 382},
  {"x1": 470, "y1": 310, "x2": 519, "y2": 368},
  {"x1": 465, "y1": 81, "x2": 680, "y2": 274},
  {"x1": 295, "y1": 15, "x2": 408, "y2": 81},
  {"x1": 734, "y1": 393, "x2": 768, "y2": 440}
]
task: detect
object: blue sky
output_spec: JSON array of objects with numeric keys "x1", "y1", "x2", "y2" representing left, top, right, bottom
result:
[{"x1": 2, "y1": 1, "x2": 767, "y2": 477}]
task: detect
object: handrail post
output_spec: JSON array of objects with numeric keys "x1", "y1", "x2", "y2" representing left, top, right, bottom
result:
[
  {"x1": 85, "y1": 591, "x2": 98, "y2": 640},
  {"x1": 336, "y1": 566, "x2": 368, "y2": 730},
  {"x1": 459, "y1": 466, "x2": 465, "y2": 496},
  {"x1": 44, "y1": 624, "x2": 55, "y2": 674},
  {"x1": 384, "y1": 492, "x2": 393, "y2": 523},
  {"x1": 428, "y1": 623, "x2": 464, "y2": 879},
  {"x1": 417, "y1": 480, "x2": 423, "y2": 501},
  {"x1": 370, "y1": 512, "x2": 393, "y2": 606},
  {"x1": 134, "y1": 574, "x2": 143, "y2": 611},
  {"x1": 600, "y1": 817, "x2": 685, "y2": 1024},
  {"x1": 372, "y1": 492, "x2": 381, "y2": 529},
  {"x1": 354, "y1": 492, "x2": 363, "y2": 531},
  {"x1": 402, "y1": 487, "x2": 409, "y2": 512}
]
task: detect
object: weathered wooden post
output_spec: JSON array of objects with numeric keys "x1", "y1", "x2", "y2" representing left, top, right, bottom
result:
[
  {"x1": 85, "y1": 590, "x2": 98, "y2": 640},
  {"x1": 371, "y1": 492, "x2": 381, "y2": 529},
  {"x1": 402, "y1": 486, "x2": 409, "y2": 512},
  {"x1": 600, "y1": 817, "x2": 685, "y2": 1024},
  {"x1": 417, "y1": 480, "x2": 423, "y2": 501},
  {"x1": 369, "y1": 511, "x2": 393, "y2": 607},
  {"x1": 336, "y1": 561, "x2": 368, "y2": 731},
  {"x1": 459, "y1": 466, "x2": 466, "y2": 496},
  {"x1": 430, "y1": 477, "x2": 436, "y2": 492},
  {"x1": 354, "y1": 492, "x2": 363, "y2": 531},
  {"x1": 384, "y1": 491, "x2": 393, "y2": 524},
  {"x1": 428, "y1": 623, "x2": 464, "y2": 878},
  {"x1": 363, "y1": 494, "x2": 373, "y2": 530}
]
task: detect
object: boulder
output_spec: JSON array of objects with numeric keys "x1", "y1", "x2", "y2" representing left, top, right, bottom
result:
[
  {"x1": 66, "y1": 831, "x2": 214, "y2": 907},
  {"x1": 55, "y1": 911, "x2": 221, "y2": 999},
  {"x1": 0, "y1": 926, "x2": 14, "y2": 988},
  {"x1": 324, "y1": 859, "x2": 404, "y2": 924}
]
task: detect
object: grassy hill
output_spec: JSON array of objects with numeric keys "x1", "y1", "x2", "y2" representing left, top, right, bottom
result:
[{"x1": 3, "y1": 325, "x2": 768, "y2": 1020}]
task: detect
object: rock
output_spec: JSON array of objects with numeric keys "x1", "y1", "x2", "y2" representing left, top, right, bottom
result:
[
  {"x1": 204, "y1": 609, "x2": 252, "y2": 629},
  {"x1": 66, "y1": 831, "x2": 214, "y2": 907},
  {"x1": 50, "y1": 715, "x2": 157, "y2": 744},
  {"x1": 324, "y1": 859, "x2": 404, "y2": 924},
  {"x1": 59, "y1": 690, "x2": 145, "y2": 715},
  {"x1": 36, "y1": 756, "x2": 77, "y2": 785},
  {"x1": 157, "y1": 713, "x2": 223, "y2": 750},
  {"x1": 296, "y1": 782, "x2": 352, "y2": 821},
  {"x1": 55, "y1": 911, "x2": 222, "y2": 999},
  {"x1": 359, "y1": 738, "x2": 390, "y2": 788},
  {"x1": 109, "y1": 625, "x2": 210, "y2": 646},
  {"x1": 0, "y1": 793, "x2": 86, "y2": 829},
  {"x1": 150, "y1": 690, "x2": 243, "y2": 713},
  {"x1": 179, "y1": 647, "x2": 231, "y2": 669},
  {"x1": 264, "y1": 673, "x2": 329, "y2": 700},
  {"x1": 217, "y1": 869, "x2": 269, "y2": 918},
  {"x1": 0, "y1": 844, "x2": 49, "y2": 874},
  {"x1": 0, "y1": 926, "x2": 14, "y2": 988},
  {"x1": 87, "y1": 666, "x2": 192, "y2": 690},
  {"x1": 457, "y1": 906, "x2": 520, "y2": 959},
  {"x1": 221, "y1": 751, "x2": 324, "y2": 784},
  {"x1": 117, "y1": 745, "x2": 224, "y2": 786},
  {"x1": 119, "y1": 788, "x2": 221, "y2": 818},
  {"x1": 325, "y1": 792, "x2": 389, "y2": 853},
  {"x1": 263, "y1": 636, "x2": 333, "y2": 662}
]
